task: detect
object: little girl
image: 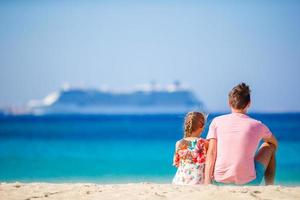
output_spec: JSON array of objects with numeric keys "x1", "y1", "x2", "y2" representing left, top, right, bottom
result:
[{"x1": 172, "y1": 112, "x2": 208, "y2": 185}]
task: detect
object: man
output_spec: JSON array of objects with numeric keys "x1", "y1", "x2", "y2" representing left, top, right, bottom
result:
[{"x1": 204, "y1": 83, "x2": 278, "y2": 185}]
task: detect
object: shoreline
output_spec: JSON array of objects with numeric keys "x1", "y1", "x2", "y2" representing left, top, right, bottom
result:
[{"x1": 1, "y1": 182, "x2": 300, "y2": 200}]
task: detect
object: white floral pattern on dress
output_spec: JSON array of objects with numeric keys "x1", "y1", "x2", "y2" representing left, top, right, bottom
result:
[{"x1": 172, "y1": 138, "x2": 207, "y2": 185}]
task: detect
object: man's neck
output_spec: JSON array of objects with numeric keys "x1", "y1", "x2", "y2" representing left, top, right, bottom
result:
[{"x1": 231, "y1": 109, "x2": 247, "y2": 114}]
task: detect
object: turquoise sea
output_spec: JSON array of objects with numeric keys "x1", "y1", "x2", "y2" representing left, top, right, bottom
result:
[{"x1": 0, "y1": 113, "x2": 299, "y2": 185}]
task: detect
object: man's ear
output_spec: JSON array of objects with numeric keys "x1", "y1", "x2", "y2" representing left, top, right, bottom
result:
[
  {"x1": 243, "y1": 101, "x2": 251, "y2": 112},
  {"x1": 247, "y1": 101, "x2": 251, "y2": 109},
  {"x1": 228, "y1": 100, "x2": 232, "y2": 108}
]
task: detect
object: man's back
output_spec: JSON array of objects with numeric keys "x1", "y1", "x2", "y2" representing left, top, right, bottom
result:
[{"x1": 206, "y1": 112, "x2": 272, "y2": 184}]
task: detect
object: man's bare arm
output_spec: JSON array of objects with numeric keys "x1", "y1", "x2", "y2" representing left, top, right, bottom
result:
[
  {"x1": 204, "y1": 139, "x2": 217, "y2": 184},
  {"x1": 263, "y1": 135, "x2": 278, "y2": 150}
]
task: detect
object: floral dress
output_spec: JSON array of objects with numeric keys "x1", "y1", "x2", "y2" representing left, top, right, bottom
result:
[{"x1": 172, "y1": 138, "x2": 207, "y2": 185}]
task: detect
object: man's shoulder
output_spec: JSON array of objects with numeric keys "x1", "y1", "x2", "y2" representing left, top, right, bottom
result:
[
  {"x1": 212, "y1": 114, "x2": 265, "y2": 126},
  {"x1": 244, "y1": 116, "x2": 272, "y2": 133},
  {"x1": 245, "y1": 115, "x2": 264, "y2": 126},
  {"x1": 212, "y1": 113, "x2": 232, "y2": 122}
]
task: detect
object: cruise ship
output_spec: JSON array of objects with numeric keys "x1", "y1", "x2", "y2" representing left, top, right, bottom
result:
[{"x1": 28, "y1": 82, "x2": 204, "y2": 115}]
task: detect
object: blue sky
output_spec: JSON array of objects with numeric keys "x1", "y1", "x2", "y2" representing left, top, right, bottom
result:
[{"x1": 0, "y1": 0, "x2": 300, "y2": 112}]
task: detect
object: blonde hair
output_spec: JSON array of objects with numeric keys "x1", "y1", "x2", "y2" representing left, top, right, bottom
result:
[{"x1": 184, "y1": 112, "x2": 206, "y2": 138}]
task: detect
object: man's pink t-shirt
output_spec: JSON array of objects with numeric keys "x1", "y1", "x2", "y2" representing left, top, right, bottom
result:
[{"x1": 206, "y1": 113, "x2": 273, "y2": 185}]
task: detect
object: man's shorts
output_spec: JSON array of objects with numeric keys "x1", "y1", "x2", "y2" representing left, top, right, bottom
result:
[
  {"x1": 213, "y1": 161, "x2": 266, "y2": 186},
  {"x1": 246, "y1": 161, "x2": 266, "y2": 185}
]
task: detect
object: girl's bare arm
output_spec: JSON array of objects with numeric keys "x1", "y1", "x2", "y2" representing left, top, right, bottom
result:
[{"x1": 172, "y1": 142, "x2": 179, "y2": 167}]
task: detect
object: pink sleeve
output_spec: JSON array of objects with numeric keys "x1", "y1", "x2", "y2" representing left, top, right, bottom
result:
[
  {"x1": 206, "y1": 119, "x2": 217, "y2": 140},
  {"x1": 260, "y1": 123, "x2": 273, "y2": 138}
]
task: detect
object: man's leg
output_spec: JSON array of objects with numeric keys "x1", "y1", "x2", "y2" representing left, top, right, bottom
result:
[
  {"x1": 254, "y1": 142, "x2": 276, "y2": 185},
  {"x1": 265, "y1": 151, "x2": 276, "y2": 185}
]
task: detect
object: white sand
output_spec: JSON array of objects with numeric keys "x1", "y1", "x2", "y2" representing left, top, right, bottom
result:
[{"x1": 1, "y1": 182, "x2": 300, "y2": 200}]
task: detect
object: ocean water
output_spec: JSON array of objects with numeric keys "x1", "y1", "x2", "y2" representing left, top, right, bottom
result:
[{"x1": 0, "y1": 113, "x2": 299, "y2": 185}]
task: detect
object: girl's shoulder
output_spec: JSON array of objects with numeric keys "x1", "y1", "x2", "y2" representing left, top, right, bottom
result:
[
  {"x1": 175, "y1": 138, "x2": 206, "y2": 149},
  {"x1": 196, "y1": 138, "x2": 208, "y2": 150},
  {"x1": 176, "y1": 137, "x2": 206, "y2": 144},
  {"x1": 175, "y1": 139, "x2": 187, "y2": 149},
  {"x1": 197, "y1": 137, "x2": 207, "y2": 143}
]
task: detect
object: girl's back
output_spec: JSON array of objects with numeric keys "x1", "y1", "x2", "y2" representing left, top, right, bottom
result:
[{"x1": 172, "y1": 137, "x2": 207, "y2": 185}]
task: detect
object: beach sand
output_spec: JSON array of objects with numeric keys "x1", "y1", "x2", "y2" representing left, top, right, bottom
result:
[{"x1": 1, "y1": 182, "x2": 300, "y2": 200}]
